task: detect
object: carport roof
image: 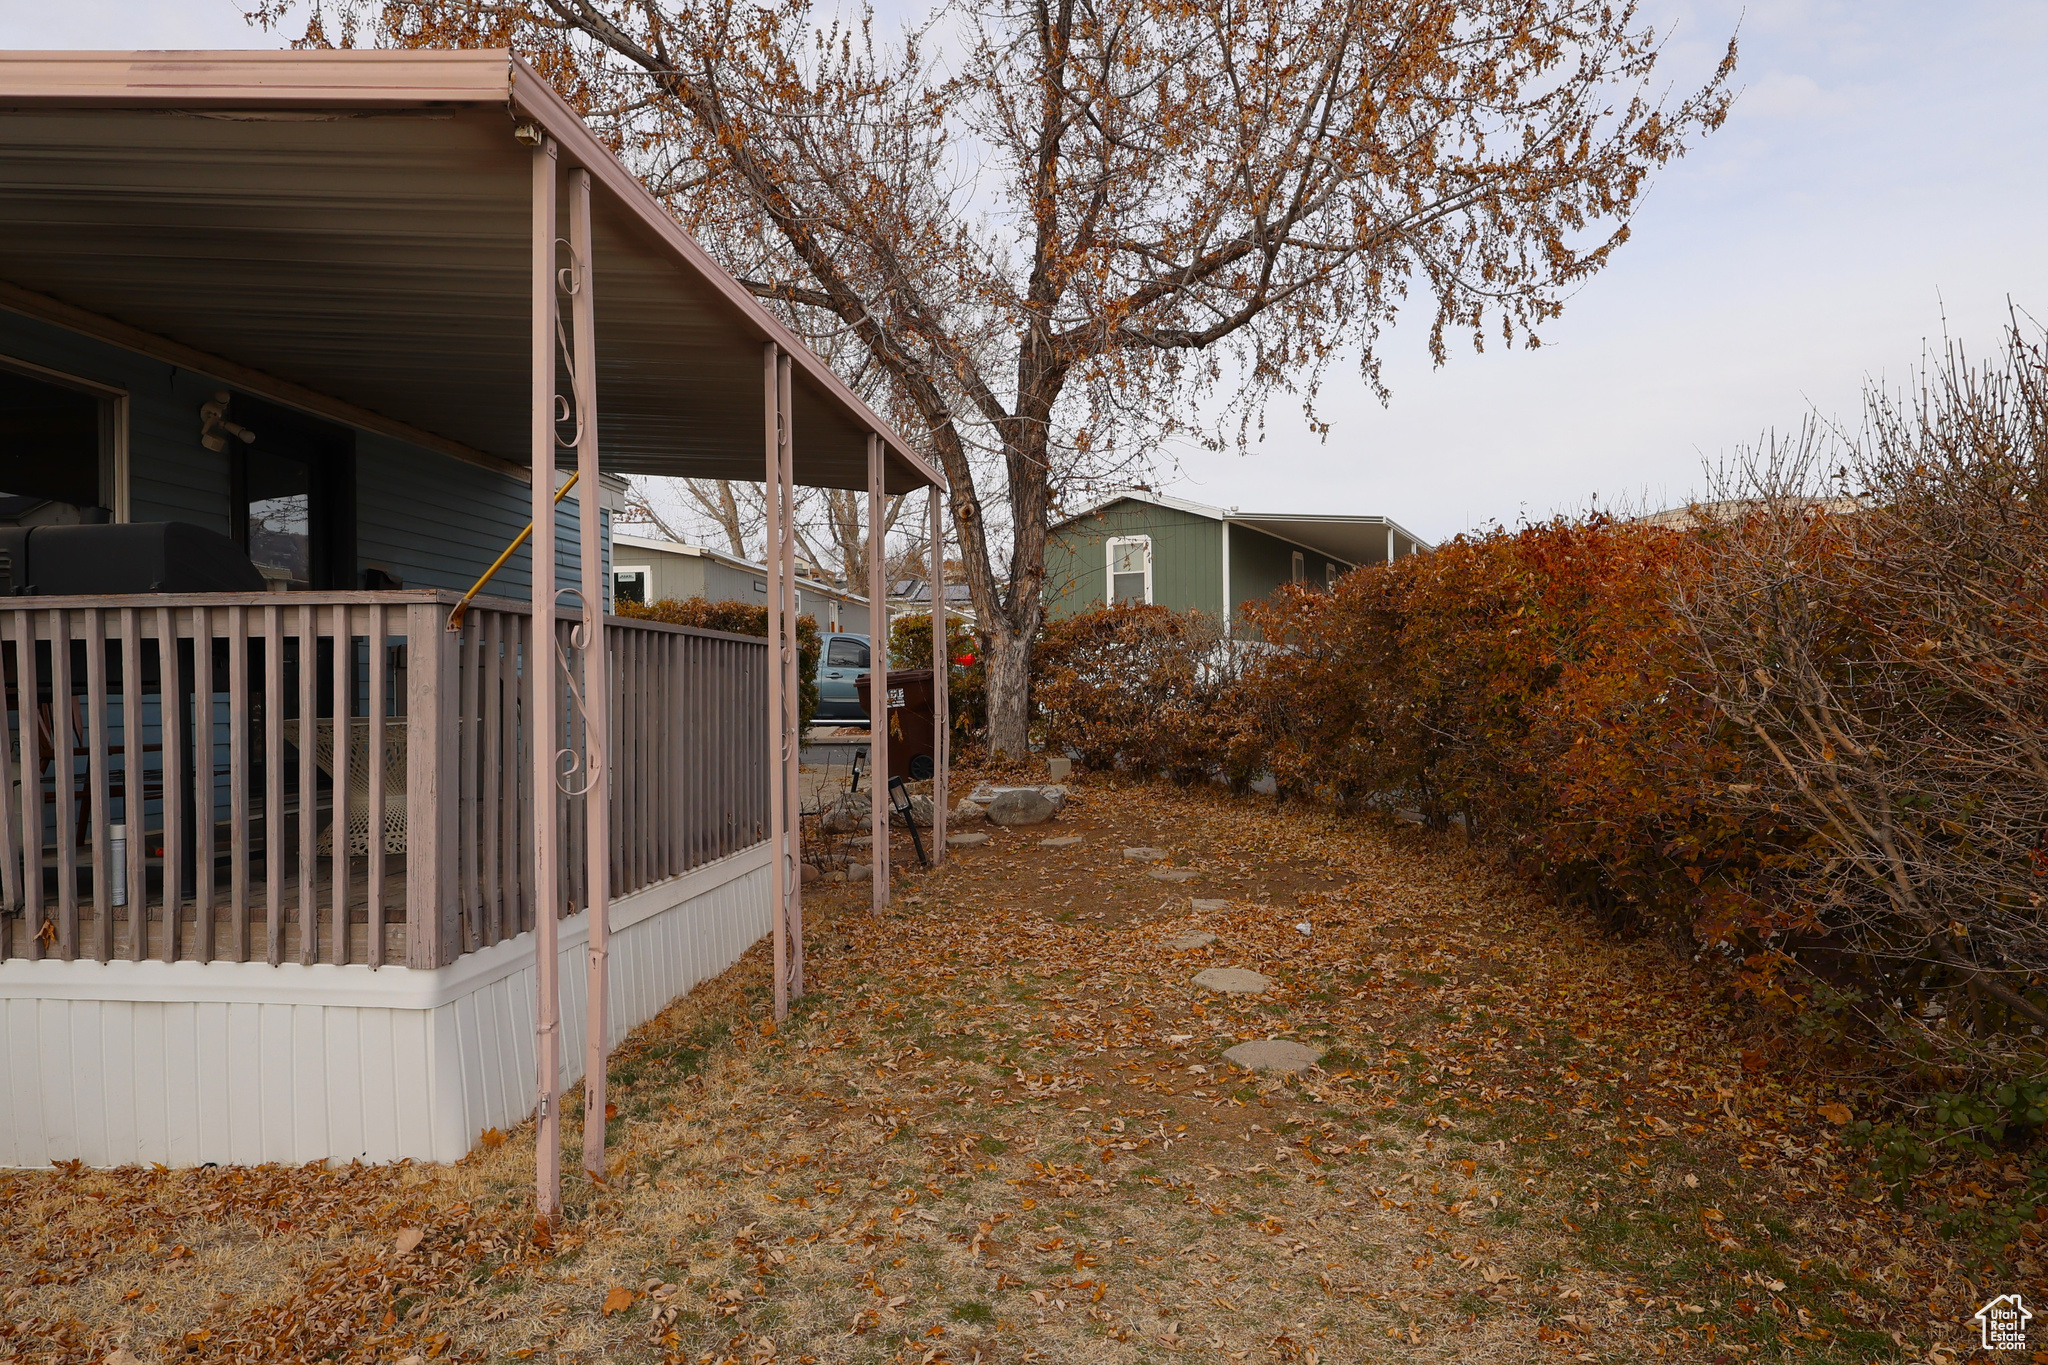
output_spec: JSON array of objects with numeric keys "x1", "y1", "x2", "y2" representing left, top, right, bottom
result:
[{"x1": 0, "y1": 49, "x2": 941, "y2": 494}]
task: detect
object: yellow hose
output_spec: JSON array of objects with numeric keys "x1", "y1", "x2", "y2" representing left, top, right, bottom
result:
[{"x1": 447, "y1": 469, "x2": 580, "y2": 633}]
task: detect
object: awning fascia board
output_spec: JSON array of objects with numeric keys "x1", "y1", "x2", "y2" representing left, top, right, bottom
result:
[{"x1": 0, "y1": 276, "x2": 527, "y2": 480}]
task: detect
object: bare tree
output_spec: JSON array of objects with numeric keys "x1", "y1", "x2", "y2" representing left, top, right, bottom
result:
[
  {"x1": 262, "y1": 0, "x2": 1734, "y2": 755},
  {"x1": 1674, "y1": 319, "x2": 2048, "y2": 1071}
]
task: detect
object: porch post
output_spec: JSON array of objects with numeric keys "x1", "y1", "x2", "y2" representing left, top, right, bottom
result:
[
  {"x1": 929, "y1": 485, "x2": 947, "y2": 863},
  {"x1": 778, "y1": 353, "x2": 804, "y2": 998},
  {"x1": 765, "y1": 343, "x2": 789, "y2": 1019},
  {"x1": 570, "y1": 166, "x2": 613, "y2": 1183},
  {"x1": 867, "y1": 433, "x2": 890, "y2": 910},
  {"x1": 529, "y1": 133, "x2": 564, "y2": 1222}
]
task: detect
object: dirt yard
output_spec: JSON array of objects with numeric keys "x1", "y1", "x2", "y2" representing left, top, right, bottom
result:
[{"x1": 0, "y1": 774, "x2": 2029, "y2": 1364}]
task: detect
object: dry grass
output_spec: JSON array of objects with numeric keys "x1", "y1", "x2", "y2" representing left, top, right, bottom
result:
[{"x1": 1, "y1": 774, "x2": 2020, "y2": 1364}]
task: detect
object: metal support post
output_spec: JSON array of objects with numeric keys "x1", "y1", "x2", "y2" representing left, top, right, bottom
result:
[
  {"x1": 528, "y1": 133, "x2": 562, "y2": 1222},
  {"x1": 929, "y1": 486, "x2": 947, "y2": 863},
  {"x1": 867, "y1": 433, "x2": 890, "y2": 911},
  {"x1": 571, "y1": 167, "x2": 613, "y2": 1183}
]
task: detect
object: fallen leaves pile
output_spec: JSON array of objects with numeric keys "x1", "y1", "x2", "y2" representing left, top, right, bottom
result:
[{"x1": 2, "y1": 774, "x2": 2041, "y2": 1363}]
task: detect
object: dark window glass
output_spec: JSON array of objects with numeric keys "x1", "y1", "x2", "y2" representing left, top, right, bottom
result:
[
  {"x1": 243, "y1": 448, "x2": 311, "y2": 588},
  {"x1": 614, "y1": 570, "x2": 646, "y2": 604},
  {"x1": 826, "y1": 637, "x2": 869, "y2": 668},
  {"x1": 0, "y1": 367, "x2": 100, "y2": 509}
]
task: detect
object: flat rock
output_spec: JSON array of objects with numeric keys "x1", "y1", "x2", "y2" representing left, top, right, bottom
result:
[
  {"x1": 1193, "y1": 967, "x2": 1271, "y2": 994},
  {"x1": 1148, "y1": 867, "x2": 1199, "y2": 883},
  {"x1": 1190, "y1": 899, "x2": 1233, "y2": 912},
  {"x1": 968, "y1": 782, "x2": 1068, "y2": 805},
  {"x1": 1223, "y1": 1039, "x2": 1324, "y2": 1073},
  {"x1": 1123, "y1": 846, "x2": 1169, "y2": 861},
  {"x1": 988, "y1": 787, "x2": 1060, "y2": 826},
  {"x1": 1039, "y1": 834, "x2": 1085, "y2": 848},
  {"x1": 946, "y1": 831, "x2": 990, "y2": 847},
  {"x1": 1165, "y1": 930, "x2": 1217, "y2": 951}
]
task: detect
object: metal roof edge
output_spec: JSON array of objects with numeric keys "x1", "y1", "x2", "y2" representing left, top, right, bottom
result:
[{"x1": 611, "y1": 533, "x2": 869, "y2": 603}]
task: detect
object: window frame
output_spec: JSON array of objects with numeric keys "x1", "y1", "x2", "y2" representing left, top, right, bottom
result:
[
  {"x1": 1105, "y1": 533, "x2": 1153, "y2": 606},
  {"x1": 1326, "y1": 561, "x2": 1338, "y2": 590},
  {"x1": 1291, "y1": 549, "x2": 1305, "y2": 586},
  {"x1": 612, "y1": 564, "x2": 652, "y2": 607},
  {"x1": 0, "y1": 351, "x2": 130, "y2": 522}
]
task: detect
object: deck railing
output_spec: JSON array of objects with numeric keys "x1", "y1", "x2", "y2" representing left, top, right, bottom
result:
[{"x1": 0, "y1": 590, "x2": 767, "y2": 969}]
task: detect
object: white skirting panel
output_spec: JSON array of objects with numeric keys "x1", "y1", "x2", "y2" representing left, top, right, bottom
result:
[{"x1": 0, "y1": 843, "x2": 771, "y2": 1168}]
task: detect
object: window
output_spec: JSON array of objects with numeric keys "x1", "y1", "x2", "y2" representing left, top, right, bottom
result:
[
  {"x1": 1326, "y1": 561, "x2": 1338, "y2": 590},
  {"x1": 227, "y1": 395, "x2": 354, "y2": 589},
  {"x1": 1107, "y1": 535, "x2": 1151, "y2": 605},
  {"x1": 1291, "y1": 550, "x2": 1305, "y2": 585},
  {"x1": 826, "y1": 637, "x2": 870, "y2": 668},
  {"x1": 613, "y1": 566, "x2": 651, "y2": 606},
  {"x1": 0, "y1": 357, "x2": 125, "y2": 525}
]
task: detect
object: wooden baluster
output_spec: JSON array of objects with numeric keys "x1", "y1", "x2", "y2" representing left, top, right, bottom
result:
[
  {"x1": 228, "y1": 606, "x2": 249, "y2": 962},
  {"x1": 84, "y1": 610, "x2": 111, "y2": 962},
  {"x1": 193, "y1": 605, "x2": 215, "y2": 964},
  {"x1": 118, "y1": 609, "x2": 143, "y2": 959},
  {"x1": 329, "y1": 604, "x2": 351, "y2": 966},
  {"x1": 50, "y1": 608, "x2": 77, "y2": 960},
  {"x1": 296, "y1": 604, "x2": 316, "y2": 965},
  {"x1": 366, "y1": 603, "x2": 386, "y2": 968},
  {"x1": 156, "y1": 606, "x2": 183, "y2": 964},
  {"x1": 15, "y1": 612, "x2": 43, "y2": 960},
  {"x1": 457, "y1": 610, "x2": 478, "y2": 951},
  {"x1": 480, "y1": 610, "x2": 503, "y2": 947},
  {"x1": 0, "y1": 613, "x2": 21, "y2": 957},
  {"x1": 263, "y1": 605, "x2": 285, "y2": 966}
]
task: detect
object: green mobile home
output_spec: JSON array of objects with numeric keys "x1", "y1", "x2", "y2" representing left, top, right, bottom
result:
[{"x1": 1044, "y1": 491, "x2": 1429, "y2": 627}]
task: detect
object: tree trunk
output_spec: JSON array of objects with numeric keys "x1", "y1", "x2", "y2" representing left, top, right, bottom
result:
[{"x1": 981, "y1": 618, "x2": 1033, "y2": 759}]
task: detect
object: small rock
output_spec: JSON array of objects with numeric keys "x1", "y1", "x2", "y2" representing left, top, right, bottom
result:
[
  {"x1": 953, "y1": 798, "x2": 988, "y2": 824},
  {"x1": 800, "y1": 863, "x2": 821, "y2": 884},
  {"x1": 1047, "y1": 756, "x2": 1073, "y2": 781},
  {"x1": 850, "y1": 835, "x2": 874, "y2": 848},
  {"x1": 1295, "y1": 920, "x2": 1312, "y2": 936},
  {"x1": 1039, "y1": 834, "x2": 1084, "y2": 848},
  {"x1": 1193, "y1": 967, "x2": 1271, "y2": 995},
  {"x1": 988, "y1": 787, "x2": 1059, "y2": 826},
  {"x1": 1223, "y1": 1039, "x2": 1324, "y2": 1073},
  {"x1": 825, "y1": 870, "x2": 847, "y2": 883},
  {"x1": 947, "y1": 831, "x2": 990, "y2": 847},
  {"x1": 820, "y1": 790, "x2": 872, "y2": 833},
  {"x1": 849, "y1": 862, "x2": 872, "y2": 879},
  {"x1": 1148, "y1": 867, "x2": 1199, "y2": 883},
  {"x1": 1190, "y1": 898, "x2": 1233, "y2": 912},
  {"x1": 1123, "y1": 846, "x2": 1169, "y2": 861},
  {"x1": 1165, "y1": 930, "x2": 1217, "y2": 951}
]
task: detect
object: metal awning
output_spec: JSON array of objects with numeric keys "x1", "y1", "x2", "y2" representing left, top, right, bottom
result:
[
  {"x1": 1226, "y1": 512, "x2": 1429, "y2": 565},
  {"x1": 0, "y1": 48, "x2": 940, "y2": 494}
]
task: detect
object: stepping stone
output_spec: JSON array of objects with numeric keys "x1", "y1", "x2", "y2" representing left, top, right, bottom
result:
[
  {"x1": 1223, "y1": 1039, "x2": 1324, "y2": 1073},
  {"x1": 1165, "y1": 930, "x2": 1217, "y2": 951},
  {"x1": 1040, "y1": 835, "x2": 1084, "y2": 848},
  {"x1": 1123, "y1": 847, "x2": 1169, "y2": 861},
  {"x1": 947, "y1": 831, "x2": 991, "y2": 847},
  {"x1": 1190, "y1": 899, "x2": 1232, "y2": 912},
  {"x1": 1193, "y1": 967, "x2": 1271, "y2": 995},
  {"x1": 1149, "y1": 867, "x2": 1199, "y2": 883}
]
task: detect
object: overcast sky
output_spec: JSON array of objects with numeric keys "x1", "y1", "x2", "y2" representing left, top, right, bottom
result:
[{"x1": 8, "y1": 1, "x2": 2047, "y2": 543}]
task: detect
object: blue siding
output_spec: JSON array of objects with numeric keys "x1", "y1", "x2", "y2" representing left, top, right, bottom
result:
[{"x1": 0, "y1": 309, "x2": 609, "y2": 599}]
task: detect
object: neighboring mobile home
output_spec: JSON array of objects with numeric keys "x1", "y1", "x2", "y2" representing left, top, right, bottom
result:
[
  {"x1": 611, "y1": 533, "x2": 871, "y2": 634},
  {"x1": 0, "y1": 49, "x2": 941, "y2": 1171},
  {"x1": 1044, "y1": 490, "x2": 1429, "y2": 627}
]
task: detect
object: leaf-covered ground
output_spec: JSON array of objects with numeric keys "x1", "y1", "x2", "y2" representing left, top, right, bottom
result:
[{"x1": 3, "y1": 776, "x2": 2040, "y2": 1364}]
